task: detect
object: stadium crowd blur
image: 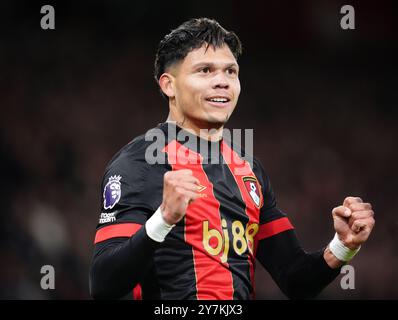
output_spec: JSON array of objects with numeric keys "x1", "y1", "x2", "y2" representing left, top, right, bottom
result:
[{"x1": 1, "y1": 1, "x2": 397, "y2": 299}]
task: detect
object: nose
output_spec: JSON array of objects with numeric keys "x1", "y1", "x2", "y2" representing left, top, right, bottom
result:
[{"x1": 212, "y1": 71, "x2": 229, "y2": 89}]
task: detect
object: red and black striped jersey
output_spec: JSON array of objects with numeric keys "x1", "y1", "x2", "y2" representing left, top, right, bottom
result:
[{"x1": 90, "y1": 122, "x2": 340, "y2": 300}]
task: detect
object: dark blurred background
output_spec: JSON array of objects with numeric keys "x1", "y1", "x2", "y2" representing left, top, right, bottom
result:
[{"x1": 0, "y1": 0, "x2": 397, "y2": 299}]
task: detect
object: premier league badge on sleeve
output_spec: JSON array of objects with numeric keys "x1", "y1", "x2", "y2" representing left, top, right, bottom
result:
[{"x1": 103, "y1": 175, "x2": 122, "y2": 209}]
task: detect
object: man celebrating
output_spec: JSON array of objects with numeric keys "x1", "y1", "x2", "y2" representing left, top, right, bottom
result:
[{"x1": 89, "y1": 18, "x2": 375, "y2": 299}]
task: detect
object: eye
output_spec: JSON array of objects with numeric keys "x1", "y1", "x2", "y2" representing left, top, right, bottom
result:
[
  {"x1": 200, "y1": 67, "x2": 211, "y2": 73},
  {"x1": 227, "y1": 68, "x2": 237, "y2": 75}
]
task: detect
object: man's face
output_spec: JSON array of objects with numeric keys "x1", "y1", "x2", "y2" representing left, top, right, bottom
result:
[{"x1": 168, "y1": 44, "x2": 241, "y2": 129}]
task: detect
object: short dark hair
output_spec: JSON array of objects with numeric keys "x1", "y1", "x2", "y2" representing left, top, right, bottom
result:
[{"x1": 154, "y1": 18, "x2": 242, "y2": 84}]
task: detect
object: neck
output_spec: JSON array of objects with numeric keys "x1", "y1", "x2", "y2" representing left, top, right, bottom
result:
[{"x1": 166, "y1": 112, "x2": 224, "y2": 142}]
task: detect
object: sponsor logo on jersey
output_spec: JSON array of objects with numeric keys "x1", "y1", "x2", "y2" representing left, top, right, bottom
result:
[
  {"x1": 197, "y1": 184, "x2": 207, "y2": 192},
  {"x1": 99, "y1": 211, "x2": 116, "y2": 224},
  {"x1": 103, "y1": 175, "x2": 122, "y2": 210}
]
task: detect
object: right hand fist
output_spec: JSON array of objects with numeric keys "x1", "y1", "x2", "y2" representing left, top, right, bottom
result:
[{"x1": 161, "y1": 169, "x2": 200, "y2": 225}]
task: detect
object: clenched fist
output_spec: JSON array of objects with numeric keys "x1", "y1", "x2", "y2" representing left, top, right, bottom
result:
[
  {"x1": 160, "y1": 169, "x2": 200, "y2": 225},
  {"x1": 332, "y1": 196, "x2": 375, "y2": 250}
]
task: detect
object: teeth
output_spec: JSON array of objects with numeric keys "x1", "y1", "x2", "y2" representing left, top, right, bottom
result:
[{"x1": 209, "y1": 98, "x2": 228, "y2": 102}]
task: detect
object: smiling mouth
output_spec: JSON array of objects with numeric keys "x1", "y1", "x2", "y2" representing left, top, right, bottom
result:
[{"x1": 205, "y1": 97, "x2": 231, "y2": 106}]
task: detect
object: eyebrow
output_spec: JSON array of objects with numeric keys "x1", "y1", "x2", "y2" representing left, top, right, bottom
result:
[{"x1": 191, "y1": 62, "x2": 239, "y2": 70}]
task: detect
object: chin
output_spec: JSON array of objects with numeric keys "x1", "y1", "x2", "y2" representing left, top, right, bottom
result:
[{"x1": 205, "y1": 113, "x2": 230, "y2": 127}]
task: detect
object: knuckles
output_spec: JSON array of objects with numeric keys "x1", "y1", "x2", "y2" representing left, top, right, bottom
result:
[
  {"x1": 348, "y1": 202, "x2": 372, "y2": 212},
  {"x1": 344, "y1": 196, "x2": 363, "y2": 206},
  {"x1": 350, "y1": 209, "x2": 374, "y2": 220},
  {"x1": 164, "y1": 171, "x2": 172, "y2": 180},
  {"x1": 164, "y1": 170, "x2": 194, "y2": 183}
]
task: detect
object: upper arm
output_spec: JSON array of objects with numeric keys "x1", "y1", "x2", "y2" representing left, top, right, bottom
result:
[
  {"x1": 94, "y1": 150, "x2": 164, "y2": 245},
  {"x1": 252, "y1": 158, "x2": 294, "y2": 245}
]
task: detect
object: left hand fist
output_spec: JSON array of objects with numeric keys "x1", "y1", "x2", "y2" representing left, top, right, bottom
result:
[{"x1": 332, "y1": 196, "x2": 375, "y2": 250}]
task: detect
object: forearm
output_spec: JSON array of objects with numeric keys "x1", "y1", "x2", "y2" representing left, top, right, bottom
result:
[
  {"x1": 257, "y1": 230, "x2": 341, "y2": 299},
  {"x1": 277, "y1": 248, "x2": 341, "y2": 299},
  {"x1": 89, "y1": 226, "x2": 159, "y2": 299}
]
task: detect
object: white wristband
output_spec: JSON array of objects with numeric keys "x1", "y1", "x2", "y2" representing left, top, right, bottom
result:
[
  {"x1": 145, "y1": 207, "x2": 175, "y2": 242},
  {"x1": 329, "y1": 233, "x2": 360, "y2": 262}
]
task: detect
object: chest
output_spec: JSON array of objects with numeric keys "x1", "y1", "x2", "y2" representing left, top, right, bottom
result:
[{"x1": 164, "y1": 141, "x2": 263, "y2": 259}]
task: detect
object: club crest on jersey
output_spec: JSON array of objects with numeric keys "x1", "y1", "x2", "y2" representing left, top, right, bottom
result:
[
  {"x1": 103, "y1": 175, "x2": 122, "y2": 210},
  {"x1": 242, "y1": 176, "x2": 262, "y2": 208}
]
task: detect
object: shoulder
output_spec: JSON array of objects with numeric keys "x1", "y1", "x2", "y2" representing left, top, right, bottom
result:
[
  {"x1": 102, "y1": 127, "x2": 168, "y2": 190},
  {"x1": 99, "y1": 127, "x2": 169, "y2": 214},
  {"x1": 106, "y1": 133, "x2": 150, "y2": 169},
  {"x1": 104, "y1": 125, "x2": 165, "y2": 172},
  {"x1": 252, "y1": 156, "x2": 268, "y2": 186}
]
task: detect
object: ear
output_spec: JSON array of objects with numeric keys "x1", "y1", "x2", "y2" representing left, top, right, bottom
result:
[{"x1": 158, "y1": 73, "x2": 175, "y2": 98}]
